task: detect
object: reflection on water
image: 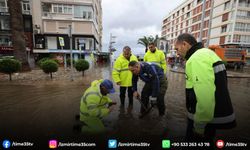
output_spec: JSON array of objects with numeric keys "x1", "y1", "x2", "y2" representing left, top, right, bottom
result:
[{"x1": 0, "y1": 64, "x2": 250, "y2": 141}]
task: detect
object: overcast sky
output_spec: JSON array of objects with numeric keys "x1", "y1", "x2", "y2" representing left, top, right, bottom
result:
[{"x1": 102, "y1": 0, "x2": 185, "y2": 55}]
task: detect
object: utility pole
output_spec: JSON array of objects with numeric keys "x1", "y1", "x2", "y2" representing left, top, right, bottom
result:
[
  {"x1": 109, "y1": 33, "x2": 116, "y2": 66},
  {"x1": 69, "y1": 25, "x2": 73, "y2": 81},
  {"x1": 109, "y1": 33, "x2": 116, "y2": 53},
  {"x1": 199, "y1": 0, "x2": 206, "y2": 43}
]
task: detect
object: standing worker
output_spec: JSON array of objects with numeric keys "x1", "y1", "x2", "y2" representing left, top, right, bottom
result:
[
  {"x1": 174, "y1": 33, "x2": 236, "y2": 145},
  {"x1": 144, "y1": 42, "x2": 167, "y2": 76},
  {"x1": 112, "y1": 46, "x2": 138, "y2": 108},
  {"x1": 79, "y1": 79, "x2": 116, "y2": 134},
  {"x1": 128, "y1": 61, "x2": 167, "y2": 117}
]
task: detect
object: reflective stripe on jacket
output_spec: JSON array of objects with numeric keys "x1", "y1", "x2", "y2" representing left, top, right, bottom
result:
[
  {"x1": 144, "y1": 48, "x2": 167, "y2": 74},
  {"x1": 112, "y1": 54, "x2": 138, "y2": 87},
  {"x1": 80, "y1": 79, "x2": 112, "y2": 121},
  {"x1": 185, "y1": 47, "x2": 235, "y2": 131}
]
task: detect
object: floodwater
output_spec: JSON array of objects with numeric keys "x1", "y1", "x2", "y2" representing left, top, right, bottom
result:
[{"x1": 0, "y1": 63, "x2": 250, "y2": 148}]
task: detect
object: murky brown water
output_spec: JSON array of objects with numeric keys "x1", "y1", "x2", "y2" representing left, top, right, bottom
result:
[{"x1": 0, "y1": 63, "x2": 250, "y2": 148}]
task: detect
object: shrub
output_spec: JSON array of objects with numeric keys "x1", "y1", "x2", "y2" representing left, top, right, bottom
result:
[
  {"x1": 41, "y1": 59, "x2": 58, "y2": 79},
  {"x1": 0, "y1": 58, "x2": 21, "y2": 81},
  {"x1": 38, "y1": 57, "x2": 50, "y2": 67},
  {"x1": 74, "y1": 59, "x2": 89, "y2": 76}
]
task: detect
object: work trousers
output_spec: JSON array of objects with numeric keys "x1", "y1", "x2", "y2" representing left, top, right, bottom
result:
[
  {"x1": 140, "y1": 78, "x2": 168, "y2": 115},
  {"x1": 120, "y1": 86, "x2": 133, "y2": 106},
  {"x1": 186, "y1": 118, "x2": 216, "y2": 149}
]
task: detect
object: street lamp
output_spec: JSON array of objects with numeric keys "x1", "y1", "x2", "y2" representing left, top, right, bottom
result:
[{"x1": 68, "y1": 25, "x2": 73, "y2": 81}]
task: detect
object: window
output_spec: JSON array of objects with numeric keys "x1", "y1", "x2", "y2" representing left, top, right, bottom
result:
[
  {"x1": 233, "y1": 34, "x2": 240, "y2": 42},
  {"x1": 204, "y1": 20, "x2": 209, "y2": 28},
  {"x1": 87, "y1": 12, "x2": 92, "y2": 19},
  {"x1": 235, "y1": 22, "x2": 250, "y2": 32},
  {"x1": 206, "y1": 0, "x2": 211, "y2": 9},
  {"x1": 239, "y1": 0, "x2": 250, "y2": 7},
  {"x1": 53, "y1": 4, "x2": 63, "y2": 13},
  {"x1": 224, "y1": 1, "x2": 230, "y2": 10},
  {"x1": 205, "y1": 10, "x2": 210, "y2": 17},
  {"x1": 22, "y1": 1, "x2": 30, "y2": 11},
  {"x1": 237, "y1": 10, "x2": 250, "y2": 19},
  {"x1": 64, "y1": 5, "x2": 72, "y2": 14},
  {"x1": 42, "y1": 3, "x2": 51, "y2": 12},
  {"x1": 182, "y1": 7, "x2": 185, "y2": 13},
  {"x1": 221, "y1": 25, "x2": 227, "y2": 33},
  {"x1": 52, "y1": 4, "x2": 72, "y2": 14},
  {"x1": 188, "y1": 3, "x2": 191, "y2": 10},
  {"x1": 74, "y1": 5, "x2": 93, "y2": 19},
  {"x1": 83, "y1": 11, "x2": 87, "y2": 19},
  {"x1": 0, "y1": 18, "x2": 10, "y2": 30},
  {"x1": 0, "y1": 36, "x2": 12, "y2": 46},
  {"x1": 220, "y1": 36, "x2": 226, "y2": 44},
  {"x1": 222, "y1": 13, "x2": 229, "y2": 21},
  {"x1": 187, "y1": 12, "x2": 190, "y2": 18}
]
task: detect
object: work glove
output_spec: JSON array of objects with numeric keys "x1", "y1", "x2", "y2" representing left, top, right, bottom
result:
[{"x1": 149, "y1": 96, "x2": 157, "y2": 105}]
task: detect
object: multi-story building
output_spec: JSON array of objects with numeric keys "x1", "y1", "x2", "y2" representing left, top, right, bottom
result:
[
  {"x1": 0, "y1": 0, "x2": 33, "y2": 56},
  {"x1": 209, "y1": 0, "x2": 250, "y2": 49},
  {"x1": 162, "y1": 0, "x2": 250, "y2": 57},
  {"x1": 32, "y1": 0, "x2": 102, "y2": 60}
]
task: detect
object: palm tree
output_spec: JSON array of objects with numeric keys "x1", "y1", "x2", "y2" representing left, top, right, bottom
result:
[
  {"x1": 137, "y1": 36, "x2": 149, "y2": 53},
  {"x1": 138, "y1": 35, "x2": 163, "y2": 53},
  {"x1": 7, "y1": 0, "x2": 30, "y2": 71}
]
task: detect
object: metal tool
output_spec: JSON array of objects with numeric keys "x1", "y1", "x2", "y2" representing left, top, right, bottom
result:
[{"x1": 137, "y1": 97, "x2": 155, "y2": 118}]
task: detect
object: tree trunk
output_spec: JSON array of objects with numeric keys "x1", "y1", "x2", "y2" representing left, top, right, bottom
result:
[
  {"x1": 82, "y1": 71, "x2": 84, "y2": 76},
  {"x1": 7, "y1": 0, "x2": 30, "y2": 71},
  {"x1": 50, "y1": 73, "x2": 53, "y2": 79},
  {"x1": 9, "y1": 73, "x2": 12, "y2": 81}
]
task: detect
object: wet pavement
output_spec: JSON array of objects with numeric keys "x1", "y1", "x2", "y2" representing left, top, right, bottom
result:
[{"x1": 0, "y1": 62, "x2": 250, "y2": 148}]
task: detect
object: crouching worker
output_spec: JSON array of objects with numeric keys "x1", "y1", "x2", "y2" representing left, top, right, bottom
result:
[{"x1": 79, "y1": 79, "x2": 116, "y2": 134}]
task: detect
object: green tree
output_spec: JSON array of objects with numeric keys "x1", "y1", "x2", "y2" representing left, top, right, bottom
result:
[
  {"x1": 74, "y1": 59, "x2": 89, "y2": 76},
  {"x1": 0, "y1": 59, "x2": 21, "y2": 81},
  {"x1": 38, "y1": 57, "x2": 59, "y2": 67},
  {"x1": 7, "y1": 0, "x2": 30, "y2": 71},
  {"x1": 40, "y1": 60, "x2": 58, "y2": 79},
  {"x1": 138, "y1": 35, "x2": 163, "y2": 53}
]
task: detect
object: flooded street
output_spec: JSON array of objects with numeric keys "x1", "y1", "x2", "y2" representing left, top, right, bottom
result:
[{"x1": 0, "y1": 63, "x2": 250, "y2": 147}]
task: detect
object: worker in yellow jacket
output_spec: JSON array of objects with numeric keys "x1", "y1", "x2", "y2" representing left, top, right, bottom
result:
[
  {"x1": 112, "y1": 46, "x2": 138, "y2": 108},
  {"x1": 144, "y1": 42, "x2": 167, "y2": 75},
  {"x1": 79, "y1": 79, "x2": 116, "y2": 134}
]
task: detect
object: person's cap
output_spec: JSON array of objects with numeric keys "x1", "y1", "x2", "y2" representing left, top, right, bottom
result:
[{"x1": 101, "y1": 79, "x2": 115, "y2": 94}]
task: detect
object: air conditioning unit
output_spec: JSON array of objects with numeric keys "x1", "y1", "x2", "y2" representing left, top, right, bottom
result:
[{"x1": 36, "y1": 44, "x2": 43, "y2": 48}]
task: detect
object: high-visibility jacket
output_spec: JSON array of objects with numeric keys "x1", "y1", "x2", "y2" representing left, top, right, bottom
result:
[
  {"x1": 185, "y1": 43, "x2": 236, "y2": 134},
  {"x1": 144, "y1": 48, "x2": 167, "y2": 74},
  {"x1": 112, "y1": 54, "x2": 138, "y2": 87},
  {"x1": 80, "y1": 79, "x2": 112, "y2": 121}
]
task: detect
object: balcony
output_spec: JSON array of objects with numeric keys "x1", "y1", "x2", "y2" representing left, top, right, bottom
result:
[
  {"x1": 22, "y1": 10, "x2": 31, "y2": 15},
  {"x1": 41, "y1": 0, "x2": 92, "y2": 4},
  {"x1": 42, "y1": 12, "x2": 73, "y2": 20}
]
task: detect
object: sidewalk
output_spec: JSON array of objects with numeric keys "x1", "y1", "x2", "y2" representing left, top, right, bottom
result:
[{"x1": 170, "y1": 67, "x2": 250, "y2": 78}]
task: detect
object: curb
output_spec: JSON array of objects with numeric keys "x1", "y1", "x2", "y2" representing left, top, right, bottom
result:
[{"x1": 170, "y1": 69, "x2": 250, "y2": 78}]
